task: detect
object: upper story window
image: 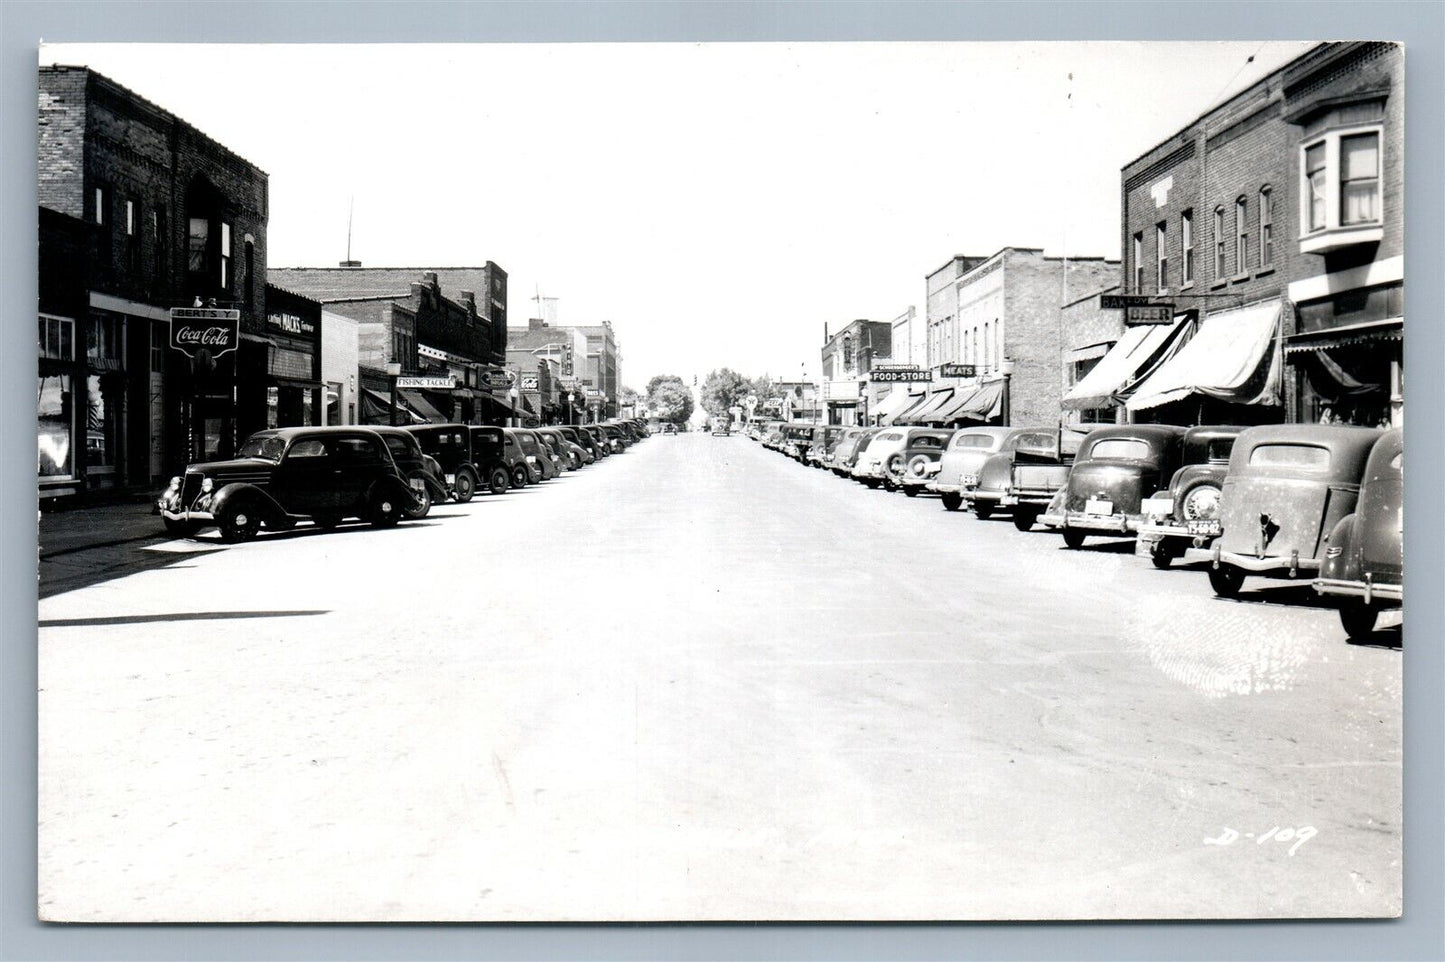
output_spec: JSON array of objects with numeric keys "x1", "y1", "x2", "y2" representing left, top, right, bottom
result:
[
  {"x1": 1234, "y1": 197, "x2": 1248, "y2": 276},
  {"x1": 188, "y1": 217, "x2": 209, "y2": 272},
  {"x1": 1155, "y1": 221, "x2": 1168, "y2": 293},
  {"x1": 92, "y1": 186, "x2": 107, "y2": 225},
  {"x1": 39, "y1": 314, "x2": 74, "y2": 360},
  {"x1": 1295, "y1": 99, "x2": 1386, "y2": 254},
  {"x1": 1258, "y1": 187, "x2": 1273, "y2": 268},
  {"x1": 1213, "y1": 207, "x2": 1226, "y2": 280},
  {"x1": 1131, "y1": 231, "x2": 1143, "y2": 292},
  {"x1": 219, "y1": 222, "x2": 232, "y2": 290},
  {"x1": 1181, "y1": 209, "x2": 1194, "y2": 284}
]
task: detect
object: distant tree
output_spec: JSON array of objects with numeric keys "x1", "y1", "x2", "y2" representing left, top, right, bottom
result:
[
  {"x1": 700, "y1": 368, "x2": 750, "y2": 417},
  {"x1": 619, "y1": 385, "x2": 641, "y2": 408},
  {"x1": 646, "y1": 375, "x2": 694, "y2": 424}
]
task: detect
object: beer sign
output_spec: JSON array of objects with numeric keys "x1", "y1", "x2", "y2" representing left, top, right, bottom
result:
[{"x1": 169, "y1": 307, "x2": 240, "y2": 358}]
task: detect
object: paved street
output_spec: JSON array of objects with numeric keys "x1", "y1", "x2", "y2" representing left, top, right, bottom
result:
[{"x1": 37, "y1": 433, "x2": 1401, "y2": 922}]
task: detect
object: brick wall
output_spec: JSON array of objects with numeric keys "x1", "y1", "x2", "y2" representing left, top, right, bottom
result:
[{"x1": 37, "y1": 68, "x2": 87, "y2": 218}]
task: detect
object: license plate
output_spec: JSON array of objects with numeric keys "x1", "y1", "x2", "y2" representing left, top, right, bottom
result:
[
  {"x1": 444, "y1": 473, "x2": 455, "y2": 485},
  {"x1": 961, "y1": 474, "x2": 978, "y2": 487},
  {"x1": 1187, "y1": 519, "x2": 1222, "y2": 537},
  {"x1": 1140, "y1": 496, "x2": 1174, "y2": 518},
  {"x1": 1085, "y1": 498, "x2": 1114, "y2": 517}
]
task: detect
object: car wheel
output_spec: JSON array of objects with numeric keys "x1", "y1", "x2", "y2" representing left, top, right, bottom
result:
[
  {"x1": 162, "y1": 517, "x2": 198, "y2": 538},
  {"x1": 1062, "y1": 528, "x2": 1086, "y2": 549},
  {"x1": 1013, "y1": 507, "x2": 1040, "y2": 532},
  {"x1": 487, "y1": 466, "x2": 511, "y2": 496},
  {"x1": 1207, "y1": 564, "x2": 1245, "y2": 598},
  {"x1": 1339, "y1": 602, "x2": 1378, "y2": 639},
  {"x1": 904, "y1": 486, "x2": 920, "y2": 497},
  {"x1": 217, "y1": 502, "x2": 261, "y2": 543},
  {"x1": 864, "y1": 478, "x2": 882, "y2": 489},
  {"x1": 941, "y1": 492, "x2": 963, "y2": 512},
  {"x1": 511, "y1": 464, "x2": 529, "y2": 489},
  {"x1": 569, "y1": 453, "x2": 581, "y2": 471},
  {"x1": 314, "y1": 512, "x2": 343, "y2": 530},
  {"x1": 403, "y1": 478, "x2": 431, "y2": 520},
  {"x1": 974, "y1": 501, "x2": 994, "y2": 520},
  {"x1": 368, "y1": 490, "x2": 402, "y2": 528},
  {"x1": 453, "y1": 469, "x2": 476, "y2": 504},
  {"x1": 1149, "y1": 539, "x2": 1181, "y2": 569}
]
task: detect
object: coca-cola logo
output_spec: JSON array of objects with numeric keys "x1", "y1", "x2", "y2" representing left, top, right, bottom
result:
[
  {"x1": 175, "y1": 326, "x2": 232, "y2": 346},
  {"x1": 170, "y1": 310, "x2": 238, "y2": 358}
]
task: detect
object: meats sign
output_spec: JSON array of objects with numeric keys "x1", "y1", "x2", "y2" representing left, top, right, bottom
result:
[{"x1": 169, "y1": 308, "x2": 240, "y2": 358}]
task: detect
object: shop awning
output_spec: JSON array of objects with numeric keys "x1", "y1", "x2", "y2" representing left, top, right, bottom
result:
[
  {"x1": 928, "y1": 383, "x2": 983, "y2": 422},
  {"x1": 870, "y1": 386, "x2": 916, "y2": 420},
  {"x1": 269, "y1": 375, "x2": 325, "y2": 390},
  {"x1": 359, "y1": 387, "x2": 425, "y2": 425},
  {"x1": 1283, "y1": 317, "x2": 1403, "y2": 354},
  {"x1": 1127, "y1": 300, "x2": 1282, "y2": 412},
  {"x1": 905, "y1": 389, "x2": 957, "y2": 424},
  {"x1": 886, "y1": 391, "x2": 931, "y2": 424},
  {"x1": 474, "y1": 392, "x2": 514, "y2": 419},
  {"x1": 1061, "y1": 315, "x2": 1192, "y2": 410},
  {"x1": 398, "y1": 389, "x2": 448, "y2": 423},
  {"x1": 952, "y1": 380, "x2": 1005, "y2": 421}
]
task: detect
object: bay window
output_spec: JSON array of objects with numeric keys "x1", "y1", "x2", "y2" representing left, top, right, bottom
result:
[
  {"x1": 1340, "y1": 132, "x2": 1380, "y2": 225},
  {"x1": 1298, "y1": 120, "x2": 1384, "y2": 254}
]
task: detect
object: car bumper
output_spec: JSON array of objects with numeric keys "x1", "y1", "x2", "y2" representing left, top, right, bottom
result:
[
  {"x1": 1136, "y1": 520, "x2": 1221, "y2": 544},
  {"x1": 159, "y1": 505, "x2": 215, "y2": 524},
  {"x1": 851, "y1": 463, "x2": 885, "y2": 479},
  {"x1": 971, "y1": 489, "x2": 1013, "y2": 506},
  {"x1": 926, "y1": 481, "x2": 961, "y2": 493},
  {"x1": 1038, "y1": 510, "x2": 1138, "y2": 534},
  {"x1": 1313, "y1": 576, "x2": 1403, "y2": 605},
  {"x1": 901, "y1": 475, "x2": 936, "y2": 489},
  {"x1": 1184, "y1": 544, "x2": 1320, "y2": 576}
]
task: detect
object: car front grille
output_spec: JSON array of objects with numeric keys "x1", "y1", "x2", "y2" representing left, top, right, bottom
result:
[{"x1": 181, "y1": 470, "x2": 203, "y2": 506}]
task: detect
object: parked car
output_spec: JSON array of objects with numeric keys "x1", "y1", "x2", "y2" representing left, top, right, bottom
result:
[
  {"x1": 555, "y1": 425, "x2": 597, "y2": 464},
  {"x1": 926, "y1": 426, "x2": 1016, "y2": 512},
  {"x1": 462, "y1": 426, "x2": 524, "y2": 494},
  {"x1": 780, "y1": 423, "x2": 816, "y2": 461},
  {"x1": 1183, "y1": 424, "x2": 1383, "y2": 598},
  {"x1": 895, "y1": 428, "x2": 958, "y2": 496},
  {"x1": 970, "y1": 428, "x2": 1084, "y2": 525},
  {"x1": 711, "y1": 416, "x2": 732, "y2": 437},
  {"x1": 1038, "y1": 425, "x2": 1186, "y2": 545},
  {"x1": 662, "y1": 422, "x2": 678, "y2": 436},
  {"x1": 807, "y1": 426, "x2": 845, "y2": 467},
  {"x1": 370, "y1": 426, "x2": 449, "y2": 519},
  {"x1": 1134, "y1": 425, "x2": 1246, "y2": 569},
  {"x1": 1314, "y1": 429, "x2": 1403, "y2": 638},
  {"x1": 157, "y1": 426, "x2": 423, "y2": 542},
  {"x1": 827, "y1": 427, "x2": 873, "y2": 476},
  {"x1": 538, "y1": 427, "x2": 585, "y2": 471},
  {"x1": 515, "y1": 428, "x2": 562, "y2": 479},
  {"x1": 501, "y1": 428, "x2": 545, "y2": 486},
  {"x1": 403, "y1": 423, "x2": 495, "y2": 502},
  {"x1": 598, "y1": 423, "x2": 628, "y2": 453}
]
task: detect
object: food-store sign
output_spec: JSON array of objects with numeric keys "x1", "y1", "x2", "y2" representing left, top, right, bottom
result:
[
  {"x1": 395, "y1": 375, "x2": 456, "y2": 390},
  {"x1": 939, "y1": 363, "x2": 977, "y2": 379},
  {"x1": 520, "y1": 374, "x2": 540, "y2": 390},
  {"x1": 169, "y1": 308, "x2": 239, "y2": 358},
  {"x1": 870, "y1": 369, "x2": 933, "y2": 383},
  {"x1": 266, "y1": 310, "x2": 316, "y2": 337}
]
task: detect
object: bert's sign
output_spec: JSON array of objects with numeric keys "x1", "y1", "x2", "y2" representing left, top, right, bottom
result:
[{"x1": 169, "y1": 308, "x2": 240, "y2": 358}]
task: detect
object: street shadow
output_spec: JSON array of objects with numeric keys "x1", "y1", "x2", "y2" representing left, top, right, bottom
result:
[
  {"x1": 186, "y1": 519, "x2": 444, "y2": 545},
  {"x1": 40, "y1": 609, "x2": 330, "y2": 629},
  {"x1": 1222, "y1": 582, "x2": 1338, "y2": 611},
  {"x1": 1059, "y1": 538, "x2": 1138, "y2": 554},
  {"x1": 1346, "y1": 625, "x2": 1403, "y2": 650},
  {"x1": 39, "y1": 543, "x2": 226, "y2": 601}
]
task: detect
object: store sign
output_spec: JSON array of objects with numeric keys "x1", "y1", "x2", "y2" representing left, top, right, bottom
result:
[
  {"x1": 396, "y1": 375, "x2": 455, "y2": 389},
  {"x1": 1125, "y1": 305, "x2": 1175, "y2": 325},
  {"x1": 870, "y1": 363, "x2": 921, "y2": 373},
  {"x1": 169, "y1": 308, "x2": 239, "y2": 358},
  {"x1": 1100, "y1": 294, "x2": 1161, "y2": 309},
  {"x1": 480, "y1": 370, "x2": 515, "y2": 389},
  {"x1": 939, "y1": 363, "x2": 977, "y2": 378},
  {"x1": 266, "y1": 310, "x2": 316, "y2": 337},
  {"x1": 520, "y1": 374, "x2": 540, "y2": 390},
  {"x1": 870, "y1": 369, "x2": 933, "y2": 383},
  {"x1": 585, "y1": 389, "x2": 604, "y2": 399}
]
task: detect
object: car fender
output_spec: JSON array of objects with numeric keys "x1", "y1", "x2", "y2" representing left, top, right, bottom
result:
[
  {"x1": 210, "y1": 482, "x2": 286, "y2": 524},
  {"x1": 1320, "y1": 513, "x2": 1360, "y2": 583},
  {"x1": 366, "y1": 473, "x2": 415, "y2": 507},
  {"x1": 415, "y1": 469, "x2": 448, "y2": 499}
]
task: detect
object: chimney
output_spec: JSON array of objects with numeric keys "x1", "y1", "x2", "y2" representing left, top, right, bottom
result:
[
  {"x1": 339, "y1": 260, "x2": 361, "y2": 267},
  {"x1": 423, "y1": 271, "x2": 439, "y2": 286},
  {"x1": 529, "y1": 318, "x2": 545, "y2": 331},
  {"x1": 459, "y1": 290, "x2": 476, "y2": 313}
]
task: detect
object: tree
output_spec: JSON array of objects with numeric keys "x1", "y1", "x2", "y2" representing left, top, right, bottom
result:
[
  {"x1": 645, "y1": 374, "x2": 694, "y2": 424},
  {"x1": 699, "y1": 368, "x2": 749, "y2": 417}
]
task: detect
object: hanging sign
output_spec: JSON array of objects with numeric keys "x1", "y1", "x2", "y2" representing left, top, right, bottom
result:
[
  {"x1": 396, "y1": 375, "x2": 456, "y2": 389},
  {"x1": 939, "y1": 363, "x2": 977, "y2": 378},
  {"x1": 169, "y1": 308, "x2": 240, "y2": 358}
]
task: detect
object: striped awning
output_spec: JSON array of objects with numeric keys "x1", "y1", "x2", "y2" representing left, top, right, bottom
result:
[{"x1": 1283, "y1": 317, "x2": 1403, "y2": 354}]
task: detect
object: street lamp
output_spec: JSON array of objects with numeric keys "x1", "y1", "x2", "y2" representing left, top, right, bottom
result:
[
  {"x1": 385, "y1": 361, "x2": 402, "y2": 426},
  {"x1": 508, "y1": 386, "x2": 519, "y2": 427},
  {"x1": 566, "y1": 392, "x2": 575, "y2": 425}
]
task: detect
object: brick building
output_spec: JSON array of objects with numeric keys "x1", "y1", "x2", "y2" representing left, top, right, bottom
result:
[
  {"x1": 902, "y1": 248, "x2": 1118, "y2": 427},
  {"x1": 507, "y1": 319, "x2": 590, "y2": 423},
  {"x1": 268, "y1": 265, "x2": 511, "y2": 425},
  {"x1": 1082, "y1": 41, "x2": 1402, "y2": 428},
  {"x1": 574, "y1": 322, "x2": 622, "y2": 420},
  {"x1": 820, "y1": 319, "x2": 893, "y2": 425},
  {"x1": 38, "y1": 65, "x2": 271, "y2": 495}
]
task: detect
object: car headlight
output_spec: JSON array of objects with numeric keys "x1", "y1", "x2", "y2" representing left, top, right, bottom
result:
[{"x1": 200, "y1": 477, "x2": 213, "y2": 493}]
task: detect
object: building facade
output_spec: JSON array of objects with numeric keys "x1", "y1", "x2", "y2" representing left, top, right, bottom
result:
[
  {"x1": 507, "y1": 319, "x2": 591, "y2": 423},
  {"x1": 1095, "y1": 41, "x2": 1401, "y2": 429},
  {"x1": 38, "y1": 65, "x2": 270, "y2": 495},
  {"x1": 820, "y1": 319, "x2": 893, "y2": 425},
  {"x1": 320, "y1": 310, "x2": 359, "y2": 425}
]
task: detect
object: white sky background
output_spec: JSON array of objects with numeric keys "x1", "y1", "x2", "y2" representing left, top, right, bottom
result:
[{"x1": 40, "y1": 41, "x2": 1311, "y2": 388}]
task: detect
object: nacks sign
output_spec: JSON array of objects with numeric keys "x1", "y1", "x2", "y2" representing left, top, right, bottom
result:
[{"x1": 169, "y1": 308, "x2": 240, "y2": 358}]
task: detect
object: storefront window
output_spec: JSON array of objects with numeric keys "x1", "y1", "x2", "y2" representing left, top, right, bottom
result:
[
  {"x1": 266, "y1": 385, "x2": 280, "y2": 429},
  {"x1": 204, "y1": 418, "x2": 225, "y2": 460},
  {"x1": 86, "y1": 373, "x2": 117, "y2": 469},
  {"x1": 38, "y1": 374, "x2": 74, "y2": 479}
]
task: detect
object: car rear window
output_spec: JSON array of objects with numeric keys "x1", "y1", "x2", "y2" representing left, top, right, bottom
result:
[
  {"x1": 1089, "y1": 438, "x2": 1151, "y2": 460},
  {"x1": 1014, "y1": 432, "x2": 1058, "y2": 451},
  {"x1": 1206, "y1": 439, "x2": 1235, "y2": 462},
  {"x1": 1249, "y1": 444, "x2": 1330, "y2": 470},
  {"x1": 953, "y1": 434, "x2": 995, "y2": 450},
  {"x1": 913, "y1": 436, "x2": 944, "y2": 449},
  {"x1": 877, "y1": 432, "x2": 902, "y2": 442},
  {"x1": 382, "y1": 436, "x2": 415, "y2": 460}
]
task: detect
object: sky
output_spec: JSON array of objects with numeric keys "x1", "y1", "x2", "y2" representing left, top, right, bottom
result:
[{"x1": 40, "y1": 41, "x2": 1312, "y2": 389}]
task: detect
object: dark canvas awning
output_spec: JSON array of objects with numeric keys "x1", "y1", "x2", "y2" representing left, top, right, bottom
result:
[
  {"x1": 1061, "y1": 314, "x2": 1192, "y2": 410},
  {"x1": 1127, "y1": 300, "x2": 1282, "y2": 412},
  {"x1": 359, "y1": 387, "x2": 425, "y2": 425},
  {"x1": 1283, "y1": 317, "x2": 1403, "y2": 354},
  {"x1": 886, "y1": 391, "x2": 931, "y2": 424},
  {"x1": 904, "y1": 389, "x2": 957, "y2": 424},
  {"x1": 398, "y1": 389, "x2": 448, "y2": 423},
  {"x1": 953, "y1": 381, "x2": 1005, "y2": 421}
]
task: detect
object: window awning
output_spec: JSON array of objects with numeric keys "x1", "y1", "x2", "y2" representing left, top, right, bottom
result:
[
  {"x1": 1067, "y1": 341, "x2": 1115, "y2": 363},
  {"x1": 952, "y1": 380, "x2": 1004, "y2": 421},
  {"x1": 885, "y1": 391, "x2": 931, "y2": 424},
  {"x1": 1127, "y1": 300, "x2": 1282, "y2": 412},
  {"x1": 870, "y1": 386, "x2": 916, "y2": 420},
  {"x1": 359, "y1": 387, "x2": 425, "y2": 425},
  {"x1": 398, "y1": 389, "x2": 448, "y2": 422},
  {"x1": 1061, "y1": 315, "x2": 1192, "y2": 410},
  {"x1": 904, "y1": 389, "x2": 957, "y2": 424},
  {"x1": 1283, "y1": 317, "x2": 1403, "y2": 354}
]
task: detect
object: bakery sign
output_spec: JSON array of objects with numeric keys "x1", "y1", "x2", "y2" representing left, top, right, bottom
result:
[
  {"x1": 169, "y1": 308, "x2": 240, "y2": 358},
  {"x1": 266, "y1": 309, "x2": 316, "y2": 338}
]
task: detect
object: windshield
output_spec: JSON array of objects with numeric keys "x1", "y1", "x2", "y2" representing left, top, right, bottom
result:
[{"x1": 238, "y1": 435, "x2": 287, "y2": 461}]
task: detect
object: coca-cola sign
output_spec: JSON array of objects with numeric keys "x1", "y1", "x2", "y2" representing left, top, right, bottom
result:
[{"x1": 169, "y1": 308, "x2": 240, "y2": 358}]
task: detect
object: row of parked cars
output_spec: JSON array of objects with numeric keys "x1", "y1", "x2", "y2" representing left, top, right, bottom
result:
[
  {"x1": 749, "y1": 418, "x2": 1403, "y2": 641},
  {"x1": 156, "y1": 419, "x2": 653, "y2": 543}
]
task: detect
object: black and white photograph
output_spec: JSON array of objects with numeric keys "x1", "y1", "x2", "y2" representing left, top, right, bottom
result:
[{"x1": 32, "y1": 35, "x2": 1408, "y2": 925}]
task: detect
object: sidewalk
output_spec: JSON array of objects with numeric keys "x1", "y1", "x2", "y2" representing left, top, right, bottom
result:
[{"x1": 39, "y1": 499, "x2": 168, "y2": 559}]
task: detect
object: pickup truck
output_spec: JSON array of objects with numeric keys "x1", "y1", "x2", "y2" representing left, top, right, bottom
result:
[{"x1": 969, "y1": 428, "x2": 1085, "y2": 530}]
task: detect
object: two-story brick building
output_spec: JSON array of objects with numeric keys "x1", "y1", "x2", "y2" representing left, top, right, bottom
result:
[
  {"x1": 38, "y1": 65, "x2": 271, "y2": 496},
  {"x1": 1079, "y1": 41, "x2": 1402, "y2": 428},
  {"x1": 507, "y1": 319, "x2": 591, "y2": 424},
  {"x1": 820, "y1": 319, "x2": 893, "y2": 425}
]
